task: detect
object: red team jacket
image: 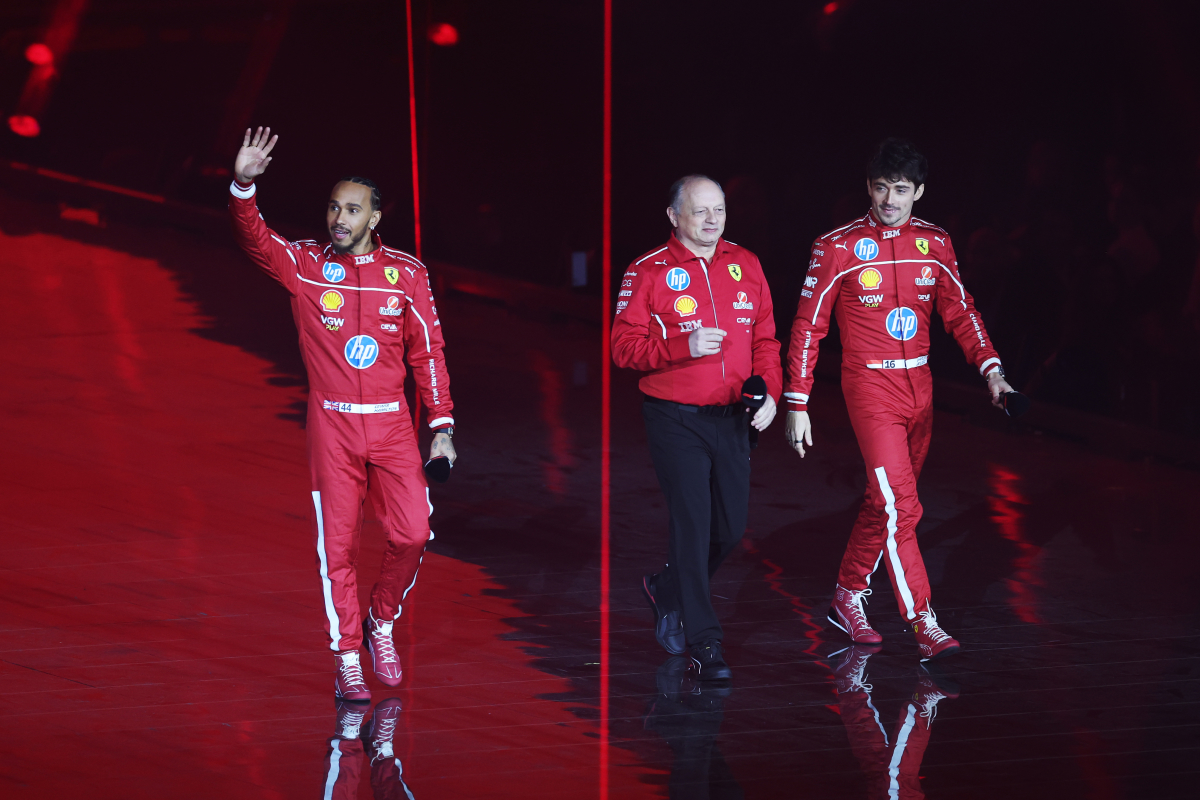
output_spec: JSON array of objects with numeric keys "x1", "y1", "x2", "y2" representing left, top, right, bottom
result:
[
  {"x1": 228, "y1": 181, "x2": 454, "y2": 428},
  {"x1": 612, "y1": 236, "x2": 782, "y2": 406},
  {"x1": 784, "y1": 213, "x2": 1001, "y2": 411}
]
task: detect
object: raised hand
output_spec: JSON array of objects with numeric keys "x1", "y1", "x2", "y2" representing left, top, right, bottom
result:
[{"x1": 234, "y1": 126, "x2": 278, "y2": 184}]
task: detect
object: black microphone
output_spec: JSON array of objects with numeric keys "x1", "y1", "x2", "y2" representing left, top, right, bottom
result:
[
  {"x1": 1001, "y1": 391, "x2": 1031, "y2": 418},
  {"x1": 424, "y1": 455, "x2": 452, "y2": 484},
  {"x1": 741, "y1": 375, "x2": 767, "y2": 449}
]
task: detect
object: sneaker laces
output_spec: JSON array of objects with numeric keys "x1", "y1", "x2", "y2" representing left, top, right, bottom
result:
[
  {"x1": 371, "y1": 716, "x2": 399, "y2": 761},
  {"x1": 338, "y1": 710, "x2": 366, "y2": 739},
  {"x1": 845, "y1": 587, "x2": 873, "y2": 629},
  {"x1": 369, "y1": 616, "x2": 400, "y2": 665},
  {"x1": 848, "y1": 653, "x2": 873, "y2": 692},
  {"x1": 917, "y1": 607, "x2": 952, "y2": 645},
  {"x1": 917, "y1": 690, "x2": 946, "y2": 725},
  {"x1": 337, "y1": 652, "x2": 367, "y2": 686}
]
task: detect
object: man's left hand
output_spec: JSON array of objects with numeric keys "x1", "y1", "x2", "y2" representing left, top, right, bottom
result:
[
  {"x1": 431, "y1": 432, "x2": 457, "y2": 464},
  {"x1": 987, "y1": 372, "x2": 1015, "y2": 407},
  {"x1": 751, "y1": 394, "x2": 777, "y2": 432}
]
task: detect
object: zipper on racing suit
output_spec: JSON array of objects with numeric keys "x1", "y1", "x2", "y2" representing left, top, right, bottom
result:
[{"x1": 698, "y1": 257, "x2": 726, "y2": 383}]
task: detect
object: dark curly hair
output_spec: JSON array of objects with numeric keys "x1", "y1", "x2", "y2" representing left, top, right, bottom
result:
[
  {"x1": 867, "y1": 138, "x2": 928, "y2": 187},
  {"x1": 340, "y1": 176, "x2": 381, "y2": 211}
]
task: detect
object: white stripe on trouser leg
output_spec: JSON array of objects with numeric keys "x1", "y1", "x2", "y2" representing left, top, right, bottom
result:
[
  {"x1": 874, "y1": 467, "x2": 916, "y2": 619},
  {"x1": 392, "y1": 552, "x2": 425, "y2": 621},
  {"x1": 324, "y1": 740, "x2": 342, "y2": 800},
  {"x1": 864, "y1": 549, "x2": 884, "y2": 588},
  {"x1": 888, "y1": 704, "x2": 918, "y2": 800},
  {"x1": 866, "y1": 694, "x2": 889, "y2": 745},
  {"x1": 312, "y1": 491, "x2": 343, "y2": 651}
]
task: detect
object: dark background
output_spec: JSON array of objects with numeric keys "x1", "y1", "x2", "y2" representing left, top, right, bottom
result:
[{"x1": 4, "y1": 0, "x2": 1200, "y2": 433}]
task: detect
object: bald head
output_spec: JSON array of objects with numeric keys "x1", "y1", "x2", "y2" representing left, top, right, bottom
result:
[{"x1": 666, "y1": 175, "x2": 726, "y2": 257}]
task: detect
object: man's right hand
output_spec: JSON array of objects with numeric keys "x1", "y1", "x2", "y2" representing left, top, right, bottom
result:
[
  {"x1": 234, "y1": 126, "x2": 278, "y2": 184},
  {"x1": 688, "y1": 327, "x2": 726, "y2": 358},
  {"x1": 785, "y1": 410, "x2": 813, "y2": 457}
]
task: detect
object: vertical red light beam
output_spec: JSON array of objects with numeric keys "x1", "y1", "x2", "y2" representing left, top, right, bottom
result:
[
  {"x1": 404, "y1": 0, "x2": 422, "y2": 260},
  {"x1": 599, "y1": 0, "x2": 613, "y2": 798}
]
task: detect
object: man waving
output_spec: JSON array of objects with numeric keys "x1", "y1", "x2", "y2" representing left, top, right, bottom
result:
[{"x1": 229, "y1": 127, "x2": 457, "y2": 700}]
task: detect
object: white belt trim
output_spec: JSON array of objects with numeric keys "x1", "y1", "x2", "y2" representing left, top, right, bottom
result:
[
  {"x1": 322, "y1": 400, "x2": 400, "y2": 414},
  {"x1": 866, "y1": 355, "x2": 928, "y2": 370}
]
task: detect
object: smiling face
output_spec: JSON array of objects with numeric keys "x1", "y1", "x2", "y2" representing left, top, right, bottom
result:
[
  {"x1": 327, "y1": 181, "x2": 382, "y2": 254},
  {"x1": 666, "y1": 178, "x2": 726, "y2": 255},
  {"x1": 867, "y1": 175, "x2": 924, "y2": 227}
]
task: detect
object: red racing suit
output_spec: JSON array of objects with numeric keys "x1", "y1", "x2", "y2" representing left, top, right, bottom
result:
[
  {"x1": 785, "y1": 213, "x2": 1001, "y2": 620},
  {"x1": 612, "y1": 235, "x2": 782, "y2": 404},
  {"x1": 229, "y1": 180, "x2": 454, "y2": 652}
]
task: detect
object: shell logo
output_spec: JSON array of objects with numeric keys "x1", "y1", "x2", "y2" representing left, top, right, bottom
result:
[
  {"x1": 921, "y1": 266, "x2": 933, "y2": 280},
  {"x1": 674, "y1": 294, "x2": 698, "y2": 317},
  {"x1": 320, "y1": 290, "x2": 344, "y2": 312},
  {"x1": 386, "y1": 295, "x2": 400, "y2": 310},
  {"x1": 858, "y1": 268, "x2": 883, "y2": 291},
  {"x1": 737, "y1": 291, "x2": 749, "y2": 303}
]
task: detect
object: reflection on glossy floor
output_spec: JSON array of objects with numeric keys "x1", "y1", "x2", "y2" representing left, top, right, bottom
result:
[{"x1": 1, "y1": 193, "x2": 1198, "y2": 798}]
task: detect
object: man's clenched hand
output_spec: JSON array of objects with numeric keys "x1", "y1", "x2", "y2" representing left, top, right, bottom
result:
[
  {"x1": 785, "y1": 410, "x2": 813, "y2": 457},
  {"x1": 688, "y1": 327, "x2": 726, "y2": 358},
  {"x1": 235, "y1": 126, "x2": 278, "y2": 184},
  {"x1": 430, "y1": 432, "x2": 456, "y2": 464}
]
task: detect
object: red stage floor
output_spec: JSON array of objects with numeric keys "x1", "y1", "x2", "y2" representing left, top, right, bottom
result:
[{"x1": 1, "y1": 192, "x2": 1198, "y2": 798}]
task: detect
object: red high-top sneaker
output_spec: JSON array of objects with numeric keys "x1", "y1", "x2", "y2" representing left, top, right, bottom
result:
[
  {"x1": 334, "y1": 650, "x2": 372, "y2": 702},
  {"x1": 828, "y1": 585, "x2": 883, "y2": 644},
  {"x1": 911, "y1": 603, "x2": 961, "y2": 661},
  {"x1": 363, "y1": 610, "x2": 403, "y2": 687}
]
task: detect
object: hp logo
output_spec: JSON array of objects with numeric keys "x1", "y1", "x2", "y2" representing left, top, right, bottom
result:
[
  {"x1": 665, "y1": 267, "x2": 691, "y2": 291},
  {"x1": 323, "y1": 262, "x2": 346, "y2": 283},
  {"x1": 885, "y1": 307, "x2": 919, "y2": 341},
  {"x1": 344, "y1": 335, "x2": 380, "y2": 369},
  {"x1": 854, "y1": 239, "x2": 879, "y2": 261}
]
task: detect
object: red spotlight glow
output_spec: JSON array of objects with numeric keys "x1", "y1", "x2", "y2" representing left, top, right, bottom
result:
[
  {"x1": 8, "y1": 115, "x2": 40, "y2": 137},
  {"x1": 824, "y1": 2, "x2": 839, "y2": 14},
  {"x1": 25, "y1": 43, "x2": 54, "y2": 66},
  {"x1": 427, "y1": 23, "x2": 458, "y2": 46}
]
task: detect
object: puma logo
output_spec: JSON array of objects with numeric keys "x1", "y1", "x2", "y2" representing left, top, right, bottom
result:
[
  {"x1": 934, "y1": 236, "x2": 946, "y2": 246},
  {"x1": 654, "y1": 260, "x2": 668, "y2": 266},
  {"x1": 404, "y1": 266, "x2": 417, "y2": 277},
  {"x1": 835, "y1": 242, "x2": 848, "y2": 250}
]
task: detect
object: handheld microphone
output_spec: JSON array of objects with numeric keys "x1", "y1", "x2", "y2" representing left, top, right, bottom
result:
[
  {"x1": 741, "y1": 375, "x2": 767, "y2": 449},
  {"x1": 1001, "y1": 391, "x2": 1031, "y2": 418},
  {"x1": 424, "y1": 456, "x2": 452, "y2": 484}
]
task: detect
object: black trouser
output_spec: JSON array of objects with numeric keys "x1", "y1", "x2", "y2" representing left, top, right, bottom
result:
[{"x1": 643, "y1": 397, "x2": 751, "y2": 646}]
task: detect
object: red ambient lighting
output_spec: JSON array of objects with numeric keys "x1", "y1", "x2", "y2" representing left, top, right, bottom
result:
[
  {"x1": 824, "y1": 2, "x2": 839, "y2": 14},
  {"x1": 25, "y1": 43, "x2": 54, "y2": 66},
  {"x1": 428, "y1": 23, "x2": 458, "y2": 46},
  {"x1": 8, "y1": 115, "x2": 40, "y2": 137}
]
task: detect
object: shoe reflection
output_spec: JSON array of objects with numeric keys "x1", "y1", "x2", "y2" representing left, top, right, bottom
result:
[
  {"x1": 644, "y1": 656, "x2": 744, "y2": 799},
  {"x1": 324, "y1": 698, "x2": 416, "y2": 799},
  {"x1": 830, "y1": 646, "x2": 961, "y2": 800}
]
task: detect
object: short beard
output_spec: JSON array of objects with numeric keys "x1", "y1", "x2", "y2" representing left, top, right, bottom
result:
[{"x1": 330, "y1": 226, "x2": 369, "y2": 253}]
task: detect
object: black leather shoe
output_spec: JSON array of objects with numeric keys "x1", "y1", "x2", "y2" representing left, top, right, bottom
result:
[
  {"x1": 642, "y1": 574, "x2": 686, "y2": 655},
  {"x1": 688, "y1": 640, "x2": 732, "y2": 682}
]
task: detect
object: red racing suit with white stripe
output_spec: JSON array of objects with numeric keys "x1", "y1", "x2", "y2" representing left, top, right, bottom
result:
[
  {"x1": 785, "y1": 212, "x2": 1001, "y2": 620},
  {"x1": 229, "y1": 180, "x2": 454, "y2": 652}
]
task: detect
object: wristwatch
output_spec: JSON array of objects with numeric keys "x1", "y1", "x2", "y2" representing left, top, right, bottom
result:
[
  {"x1": 435, "y1": 426, "x2": 454, "y2": 438},
  {"x1": 987, "y1": 366, "x2": 1006, "y2": 380}
]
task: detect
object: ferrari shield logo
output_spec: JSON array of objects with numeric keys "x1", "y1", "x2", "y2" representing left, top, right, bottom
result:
[
  {"x1": 727, "y1": 263, "x2": 742, "y2": 281},
  {"x1": 384, "y1": 267, "x2": 400, "y2": 285},
  {"x1": 915, "y1": 238, "x2": 929, "y2": 255}
]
